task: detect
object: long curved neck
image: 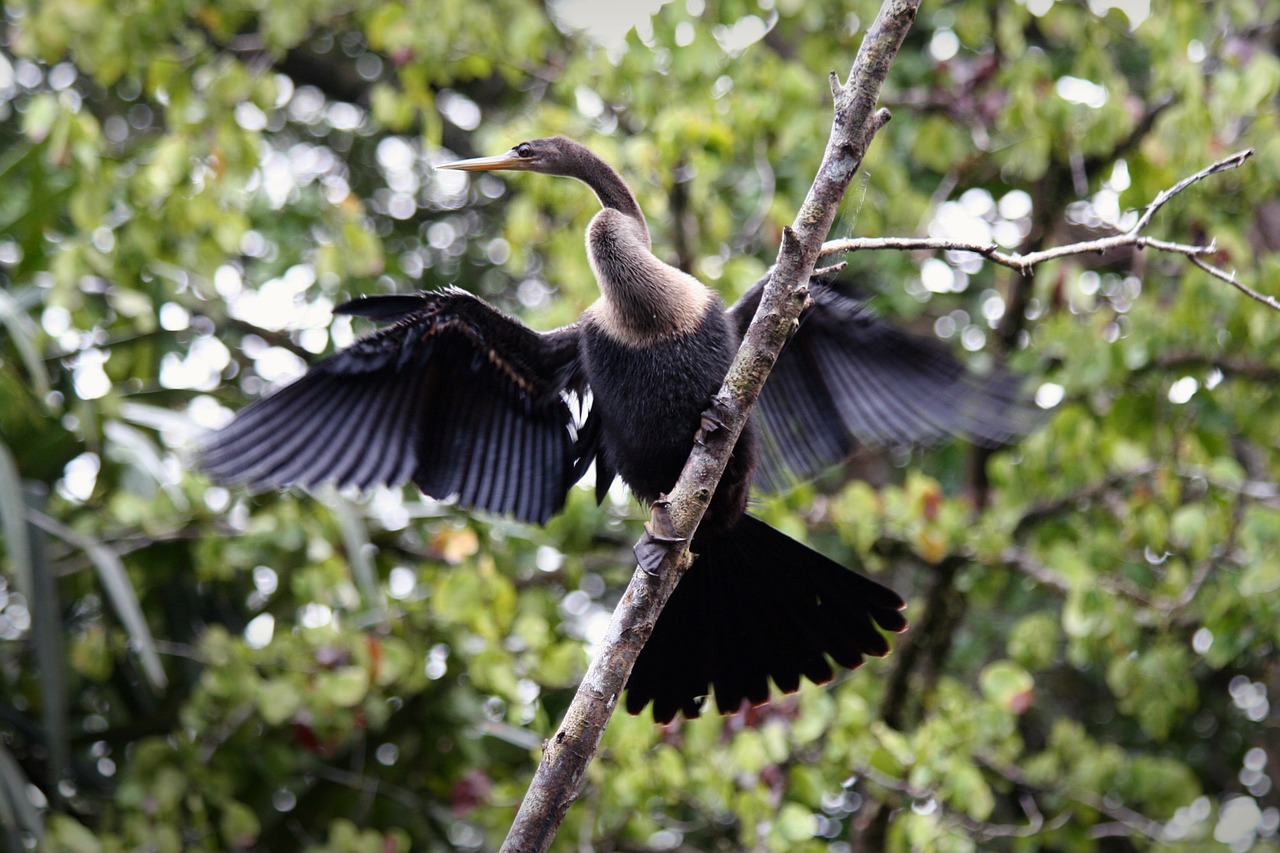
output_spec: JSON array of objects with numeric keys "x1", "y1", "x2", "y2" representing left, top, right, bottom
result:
[
  {"x1": 586, "y1": 209, "x2": 714, "y2": 344},
  {"x1": 558, "y1": 141, "x2": 651, "y2": 247},
  {"x1": 562, "y1": 139, "x2": 713, "y2": 343}
]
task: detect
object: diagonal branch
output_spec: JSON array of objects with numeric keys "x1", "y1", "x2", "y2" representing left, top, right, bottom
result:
[
  {"x1": 819, "y1": 150, "x2": 1274, "y2": 310},
  {"x1": 1131, "y1": 148, "x2": 1252, "y2": 233},
  {"x1": 977, "y1": 756, "x2": 1171, "y2": 842},
  {"x1": 1190, "y1": 255, "x2": 1280, "y2": 311},
  {"x1": 498, "y1": 2, "x2": 922, "y2": 851},
  {"x1": 855, "y1": 763, "x2": 1074, "y2": 842}
]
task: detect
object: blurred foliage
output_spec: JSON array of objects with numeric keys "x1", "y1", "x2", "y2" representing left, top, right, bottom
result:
[{"x1": 1, "y1": 0, "x2": 1279, "y2": 851}]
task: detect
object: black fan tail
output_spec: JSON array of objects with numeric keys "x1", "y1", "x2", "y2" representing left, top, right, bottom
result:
[{"x1": 625, "y1": 514, "x2": 906, "y2": 723}]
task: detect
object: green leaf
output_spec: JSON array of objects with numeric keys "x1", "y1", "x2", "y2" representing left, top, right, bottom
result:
[
  {"x1": 0, "y1": 289, "x2": 51, "y2": 403},
  {"x1": 257, "y1": 680, "x2": 303, "y2": 726},
  {"x1": 27, "y1": 510, "x2": 168, "y2": 690},
  {"x1": 45, "y1": 815, "x2": 101, "y2": 852},
  {"x1": 868, "y1": 722, "x2": 914, "y2": 776},
  {"x1": 144, "y1": 135, "x2": 189, "y2": 199},
  {"x1": 0, "y1": 439, "x2": 32, "y2": 601},
  {"x1": 21, "y1": 93, "x2": 59, "y2": 143},
  {"x1": 1007, "y1": 612, "x2": 1061, "y2": 671},
  {"x1": 1169, "y1": 505, "x2": 1208, "y2": 549},
  {"x1": 371, "y1": 84, "x2": 416, "y2": 132},
  {"x1": 218, "y1": 800, "x2": 261, "y2": 847},
  {"x1": 0, "y1": 740, "x2": 44, "y2": 840},
  {"x1": 947, "y1": 762, "x2": 995, "y2": 821},
  {"x1": 979, "y1": 660, "x2": 1035, "y2": 714},
  {"x1": 316, "y1": 666, "x2": 369, "y2": 708},
  {"x1": 729, "y1": 729, "x2": 768, "y2": 775},
  {"x1": 774, "y1": 802, "x2": 815, "y2": 842}
]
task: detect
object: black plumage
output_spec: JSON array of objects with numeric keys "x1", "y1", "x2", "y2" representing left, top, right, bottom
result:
[
  {"x1": 203, "y1": 137, "x2": 1037, "y2": 723},
  {"x1": 202, "y1": 287, "x2": 581, "y2": 525}
]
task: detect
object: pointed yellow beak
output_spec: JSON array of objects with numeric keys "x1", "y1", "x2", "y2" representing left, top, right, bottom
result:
[{"x1": 435, "y1": 151, "x2": 531, "y2": 172}]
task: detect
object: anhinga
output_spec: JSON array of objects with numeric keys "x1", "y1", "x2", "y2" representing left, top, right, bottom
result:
[{"x1": 203, "y1": 137, "x2": 1034, "y2": 723}]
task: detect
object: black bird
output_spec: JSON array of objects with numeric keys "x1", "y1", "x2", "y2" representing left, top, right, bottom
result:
[{"x1": 203, "y1": 137, "x2": 1035, "y2": 723}]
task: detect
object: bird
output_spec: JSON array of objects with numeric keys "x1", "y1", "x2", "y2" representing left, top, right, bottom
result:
[{"x1": 202, "y1": 136, "x2": 1037, "y2": 724}]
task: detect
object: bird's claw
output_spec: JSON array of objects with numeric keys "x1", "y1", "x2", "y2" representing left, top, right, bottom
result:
[
  {"x1": 635, "y1": 500, "x2": 686, "y2": 575},
  {"x1": 695, "y1": 411, "x2": 725, "y2": 445}
]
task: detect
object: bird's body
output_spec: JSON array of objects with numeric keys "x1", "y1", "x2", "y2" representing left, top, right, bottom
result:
[
  {"x1": 581, "y1": 302, "x2": 745, "y2": 516},
  {"x1": 205, "y1": 137, "x2": 1036, "y2": 722},
  {"x1": 578, "y1": 203, "x2": 750, "y2": 531}
]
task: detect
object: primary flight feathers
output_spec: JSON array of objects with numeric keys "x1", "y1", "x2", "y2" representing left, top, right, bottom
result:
[{"x1": 202, "y1": 287, "x2": 583, "y2": 525}]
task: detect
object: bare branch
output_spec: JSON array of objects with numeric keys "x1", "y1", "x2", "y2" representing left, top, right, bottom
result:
[
  {"x1": 1000, "y1": 546, "x2": 1071, "y2": 596},
  {"x1": 856, "y1": 764, "x2": 1073, "y2": 842},
  {"x1": 1001, "y1": 453, "x2": 1278, "y2": 623},
  {"x1": 820, "y1": 150, "x2": 1275, "y2": 310},
  {"x1": 1147, "y1": 351, "x2": 1280, "y2": 383},
  {"x1": 1190, "y1": 255, "x2": 1280, "y2": 311},
  {"x1": 977, "y1": 757, "x2": 1171, "y2": 842},
  {"x1": 1132, "y1": 148, "x2": 1253, "y2": 232},
  {"x1": 499, "y1": 3, "x2": 923, "y2": 850},
  {"x1": 821, "y1": 233, "x2": 1217, "y2": 271},
  {"x1": 1013, "y1": 461, "x2": 1280, "y2": 529},
  {"x1": 1000, "y1": 546, "x2": 1162, "y2": 615}
]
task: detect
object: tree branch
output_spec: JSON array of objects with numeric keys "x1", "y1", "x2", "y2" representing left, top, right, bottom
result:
[
  {"x1": 821, "y1": 232, "x2": 1218, "y2": 269},
  {"x1": 1189, "y1": 255, "x2": 1280, "y2": 311},
  {"x1": 854, "y1": 763, "x2": 1073, "y2": 842},
  {"x1": 498, "y1": 3, "x2": 922, "y2": 850},
  {"x1": 1147, "y1": 351, "x2": 1280, "y2": 384},
  {"x1": 976, "y1": 756, "x2": 1172, "y2": 842},
  {"x1": 819, "y1": 150, "x2": 1273, "y2": 309},
  {"x1": 1001, "y1": 458, "x2": 1277, "y2": 619}
]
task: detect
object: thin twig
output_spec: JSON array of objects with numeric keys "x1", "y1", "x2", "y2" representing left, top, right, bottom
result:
[
  {"x1": 819, "y1": 150, "x2": 1274, "y2": 310},
  {"x1": 1000, "y1": 546, "x2": 1071, "y2": 595},
  {"x1": 1000, "y1": 546, "x2": 1162, "y2": 614},
  {"x1": 820, "y1": 232, "x2": 1217, "y2": 272},
  {"x1": 1014, "y1": 462, "x2": 1280, "y2": 534},
  {"x1": 978, "y1": 757, "x2": 1170, "y2": 842},
  {"x1": 1002, "y1": 457, "x2": 1276, "y2": 621},
  {"x1": 1132, "y1": 149, "x2": 1252, "y2": 232},
  {"x1": 1190, "y1": 256, "x2": 1280, "y2": 310},
  {"x1": 1147, "y1": 351, "x2": 1280, "y2": 383},
  {"x1": 856, "y1": 764, "x2": 1073, "y2": 842},
  {"x1": 1000, "y1": 543, "x2": 1229, "y2": 621}
]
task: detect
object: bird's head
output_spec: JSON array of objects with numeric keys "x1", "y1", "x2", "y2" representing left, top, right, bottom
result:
[
  {"x1": 437, "y1": 136, "x2": 642, "y2": 230},
  {"x1": 436, "y1": 137, "x2": 590, "y2": 178}
]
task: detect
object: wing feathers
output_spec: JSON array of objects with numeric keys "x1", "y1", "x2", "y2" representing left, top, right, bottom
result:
[
  {"x1": 203, "y1": 290, "x2": 583, "y2": 525},
  {"x1": 736, "y1": 276, "x2": 1041, "y2": 490}
]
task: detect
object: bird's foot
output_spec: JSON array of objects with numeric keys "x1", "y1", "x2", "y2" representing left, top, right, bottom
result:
[
  {"x1": 635, "y1": 499, "x2": 686, "y2": 575},
  {"x1": 694, "y1": 394, "x2": 733, "y2": 446}
]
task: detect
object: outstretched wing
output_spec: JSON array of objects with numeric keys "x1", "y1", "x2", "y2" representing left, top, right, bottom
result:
[
  {"x1": 729, "y1": 274, "x2": 1042, "y2": 492},
  {"x1": 201, "y1": 288, "x2": 584, "y2": 525}
]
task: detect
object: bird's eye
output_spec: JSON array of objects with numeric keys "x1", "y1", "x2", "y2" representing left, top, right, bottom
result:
[{"x1": 516, "y1": 143, "x2": 533, "y2": 158}]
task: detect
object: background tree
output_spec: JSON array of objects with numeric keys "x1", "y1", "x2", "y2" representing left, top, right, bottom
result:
[{"x1": 1, "y1": 1, "x2": 1278, "y2": 851}]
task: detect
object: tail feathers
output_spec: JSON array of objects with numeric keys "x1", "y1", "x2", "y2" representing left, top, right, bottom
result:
[{"x1": 625, "y1": 514, "x2": 906, "y2": 724}]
